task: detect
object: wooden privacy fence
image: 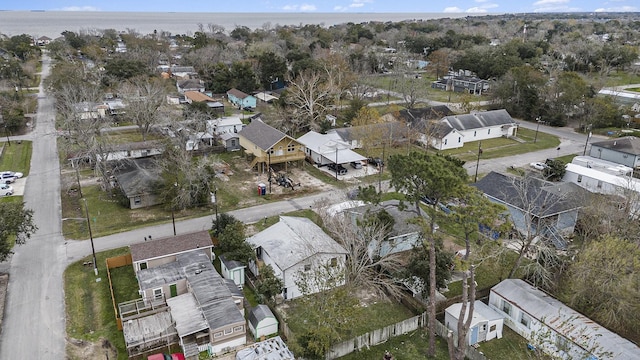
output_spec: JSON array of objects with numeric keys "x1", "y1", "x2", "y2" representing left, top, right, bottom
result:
[{"x1": 105, "y1": 254, "x2": 133, "y2": 330}]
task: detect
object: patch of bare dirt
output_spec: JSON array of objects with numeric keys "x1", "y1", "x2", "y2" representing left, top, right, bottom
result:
[{"x1": 66, "y1": 337, "x2": 117, "y2": 360}]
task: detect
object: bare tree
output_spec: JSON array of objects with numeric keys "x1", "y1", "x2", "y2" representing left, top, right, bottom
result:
[
  {"x1": 119, "y1": 76, "x2": 171, "y2": 141},
  {"x1": 316, "y1": 202, "x2": 407, "y2": 299},
  {"x1": 447, "y1": 267, "x2": 477, "y2": 360},
  {"x1": 285, "y1": 69, "x2": 334, "y2": 132}
]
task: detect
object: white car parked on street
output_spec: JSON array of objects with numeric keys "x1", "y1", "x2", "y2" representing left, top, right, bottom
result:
[{"x1": 0, "y1": 184, "x2": 13, "y2": 196}]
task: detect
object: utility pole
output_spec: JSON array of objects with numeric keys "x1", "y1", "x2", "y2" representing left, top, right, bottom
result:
[
  {"x1": 534, "y1": 117, "x2": 541, "y2": 143},
  {"x1": 583, "y1": 128, "x2": 592, "y2": 156},
  {"x1": 474, "y1": 141, "x2": 483, "y2": 183},
  {"x1": 83, "y1": 198, "x2": 98, "y2": 276}
]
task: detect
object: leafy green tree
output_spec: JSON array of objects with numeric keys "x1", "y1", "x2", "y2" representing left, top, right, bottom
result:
[
  {"x1": 293, "y1": 266, "x2": 361, "y2": 359},
  {"x1": 4, "y1": 34, "x2": 39, "y2": 61},
  {"x1": 564, "y1": 236, "x2": 640, "y2": 340},
  {"x1": 543, "y1": 159, "x2": 566, "y2": 181},
  {"x1": 257, "y1": 52, "x2": 287, "y2": 90},
  {"x1": 61, "y1": 30, "x2": 86, "y2": 50},
  {"x1": 254, "y1": 264, "x2": 283, "y2": 303},
  {"x1": 104, "y1": 57, "x2": 149, "y2": 81},
  {"x1": 230, "y1": 61, "x2": 258, "y2": 94},
  {"x1": 218, "y1": 221, "x2": 254, "y2": 264},
  {"x1": 388, "y1": 151, "x2": 467, "y2": 357},
  {"x1": 404, "y1": 237, "x2": 454, "y2": 293},
  {"x1": 0, "y1": 202, "x2": 37, "y2": 261},
  {"x1": 211, "y1": 213, "x2": 241, "y2": 238}
]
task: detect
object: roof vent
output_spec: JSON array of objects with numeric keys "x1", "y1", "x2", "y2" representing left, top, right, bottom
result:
[{"x1": 195, "y1": 269, "x2": 203, "y2": 275}]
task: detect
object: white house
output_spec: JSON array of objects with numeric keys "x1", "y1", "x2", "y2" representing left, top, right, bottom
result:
[
  {"x1": 429, "y1": 109, "x2": 518, "y2": 150},
  {"x1": 206, "y1": 116, "x2": 245, "y2": 136},
  {"x1": 219, "y1": 255, "x2": 246, "y2": 289},
  {"x1": 489, "y1": 279, "x2": 640, "y2": 360},
  {"x1": 246, "y1": 216, "x2": 349, "y2": 300},
  {"x1": 444, "y1": 300, "x2": 504, "y2": 346},
  {"x1": 297, "y1": 131, "x2": 367, "y2": 167},
  {"x1": 563, "y1": 162, "x2": 640, "y2": 197},
  {"x1": 248, "y1": 304, "x2": 278, "y2": 340}
]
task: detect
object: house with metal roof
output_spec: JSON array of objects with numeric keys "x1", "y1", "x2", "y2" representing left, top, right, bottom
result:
[
  {"x1": 238, "y1": 119, "x2": 305, "y2": 171},
  {"x1": 297, "y1": 131, "x2": 367, "y2": 168},
  {"x1": 473, "y1": 172, "x2": 581, "y2": 250},
  {"x1": 429, "y1": 109, "x2": 518, "y2": 150},
  {"x1": 246, "y1": 216, "x2": 348, "y2": 300},
  {"x1": 247, "y1": 304, "x2": 278, "y2": 340},
  {"x1": 445, "y1": 300, "x2": 504, "y2": 346},
  {"x1": 235, "y1": 336, "x2": 294, "y2": 360},
  {"x1": 489, "y1": 279, "x2": 640, "y2": 359},
  {"x1": 588, "y1": 136, "x2": 640, "y2": 169},
  {"x1": 122, "y1": 247, "x2": 246, "y2": 358}
]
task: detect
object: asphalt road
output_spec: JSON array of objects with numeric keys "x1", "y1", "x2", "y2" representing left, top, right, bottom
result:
[
  {"x1": 0, "y1": 52, "x2": 67, "y2": 359},
  {"x1": 0, "y1": 66, "x2": 598, "y2": 359}
]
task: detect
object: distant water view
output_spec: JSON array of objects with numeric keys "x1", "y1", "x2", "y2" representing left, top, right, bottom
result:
[{"x1": 0, "y1": 11, "x2": 467, "y2": 38}]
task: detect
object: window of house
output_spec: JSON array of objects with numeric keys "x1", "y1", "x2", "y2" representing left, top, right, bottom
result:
[
  {"x1": 520, "y1": 313, "x2": 531, "y2": 328},
  {"x1": 134, "y1": 196, "x2": 141, "y2": 205},
  {"x1": 234, "y1": 326, "x2": 243, "y2": 332},
  {"x1": 287, "y1": 144, "x2": 296, "y2": 152},
  {"x1": 597, "y1": 180, "x2": 603, "y2": 188},
  {"x1": 444, "y1": 139, "x2": 448, "y2": 145},
  {"x1": 330, "y1": 258, "x2": 338, "y2": 267},
  {"x1": 153, "y1": 288, "x2": 163, "y2": 299},
  {"x1": 224, "y1": 328, "x2": 233, "y2": 335},
  {"x1": 489, "y1": 324, "x2": 496, "y2": 332},
  {"x1": 474, "y1": 131, "x2": 477, "y2": 137},
  {"x1": 283, "y1": 288, "x2": 288, "y2": 299},
  {"x1": 140, "y1": 262, "x2": 147, "y2": 270},
  {"x1": 231, "y1": 139, "x2": 236, "y2": 147},
  {"x1": 304, "y1": 264, "x2": 311, "y2": 272},
  {"x1": 458, "y1": 137, "x2": 461, "y2": 143},
  {"x1": 213, "y1": 332, "x2": 223, "y2": 339},
  {"x1": 502, "y1": 300, "x2": 512, "y2": 316},
  {"x1": 577, "y1": 175, "x2": 582, "y2": 183},
  {"x1": 481, "y1": 324, "x2": 487, "y2": 331},
  {"x1": 488, "y1": 129, "x2": 491, "y2": 134}
]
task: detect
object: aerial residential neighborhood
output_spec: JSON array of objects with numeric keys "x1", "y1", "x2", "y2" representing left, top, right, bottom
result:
[{"x1": 1, "y1": 9, "x2": 640, "y2": 360}]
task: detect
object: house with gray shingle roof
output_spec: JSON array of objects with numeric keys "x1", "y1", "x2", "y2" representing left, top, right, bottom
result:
[
  {"x1": 588, "y1": 136, "x2": 640, "y2": 169},
  {"x1": 430, "y1": 109, "x2": 518, "y2": 150},
  {"x1": 227, "y1": 88, "x2": 257, "y2": 109},
  {"x1": 129, "y1": 230, "x2": 213, "y2": 272},
  {"x1": 489, "y1": 279, "x2": 640, "y2": 359},
  {"x1": 238, "y1": 119, "x2": 305, "y2": 171},
  {"x1": 246, "y1": 216, "x2": 348, "y2": 300}
]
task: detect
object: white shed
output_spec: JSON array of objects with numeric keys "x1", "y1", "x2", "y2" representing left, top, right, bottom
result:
[
  {"x1": 219, "y1": 255, "x2": 246, "y2": 289},
  {"x1": 445, "y1": 300, "x2": 504, "y2": 346},
  {"x1": 248, "y1": 305, "x2": 278, "y2": 340}
]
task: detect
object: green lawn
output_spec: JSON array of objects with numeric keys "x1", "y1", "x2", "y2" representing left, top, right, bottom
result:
[
  {"x1": 0, "y1": 140, "x2": 32, "y2": 175},
  {"x1": 109, "y1": 265, "x2": 141, "y2": 309},
  {"x1": 65, "y1": 247, "x2": 132, "y2": 360},
  {"x1": 286, "y1": 296, "x2": 416, "y2": 340},
  {"x1": 478, "y1": 326, "x2": 551, "y2": 360},
  {"x1": 337, "y1": 328, "x2": 451, "y2": 360},
  {"x1": 443, "y1": 128, "x2": 560, "y2": 162}
]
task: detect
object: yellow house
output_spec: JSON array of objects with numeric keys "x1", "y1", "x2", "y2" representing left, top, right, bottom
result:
[{"x1": 239, "y1": 119, "x2": 305, "y2": 171}]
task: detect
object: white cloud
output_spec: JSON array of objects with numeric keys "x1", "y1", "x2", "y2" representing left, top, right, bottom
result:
[
  {"x1": 59, "y1": 6, "x2": 101, "y2": 11},
  {"x1": 533, "y1": 0, "x2": 568, "y2": 5},
  {"x1": 595, "y1": 6, "x2": 638, "y2": 11},
  {"x1": 282, "y1": 4, "x2": 317, "y2": 11},
  {"x1": 466, "y1": 7, "x2": 489, "y2": 13},
  {"x1": 334, "y1": 5, "x2": 347, "y2": 11},
  {"x1": 444, "y1": 7, "x2": 464, "y2": 12},
  {"x1": 350, "y1": 3, "x2": 365, "y2": 8}
]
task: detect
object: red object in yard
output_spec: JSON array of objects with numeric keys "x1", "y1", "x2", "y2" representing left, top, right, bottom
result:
[{"x1": 147, "y1": 353, "x2": 185, "y2": 360}]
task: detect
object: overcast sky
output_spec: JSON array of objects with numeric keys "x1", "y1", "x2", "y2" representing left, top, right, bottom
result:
[{"x1": 1, "y1": 0, "x2": 637, "y2": 13}]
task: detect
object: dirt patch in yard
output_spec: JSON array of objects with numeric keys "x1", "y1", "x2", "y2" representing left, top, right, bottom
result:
[{"x1": 66, "y1": 337, "x2": 117, "y2": 360}]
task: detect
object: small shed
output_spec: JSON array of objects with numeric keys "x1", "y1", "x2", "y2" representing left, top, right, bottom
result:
[
  {"x1": 219, "y1": 254, "x2": 246, "y2": 288},
  {"x1": 445, "y1": 300, "x2": 504, "y2": 346},
  {"x1": 248, "y1": 305, "x2": 278, "y2": 340}
]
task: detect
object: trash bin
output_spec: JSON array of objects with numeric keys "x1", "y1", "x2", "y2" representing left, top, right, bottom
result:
[{"x1": 258, "y1": 183, "x2": 266, "y2": 195}]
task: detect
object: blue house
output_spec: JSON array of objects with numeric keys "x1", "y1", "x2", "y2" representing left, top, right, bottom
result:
[
  {"x1": 472, "y1": 172, "x2": 582, "y2": 250},
  {"x1": 227, "y1": 88, "x2": 257, "y2": 110}
]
